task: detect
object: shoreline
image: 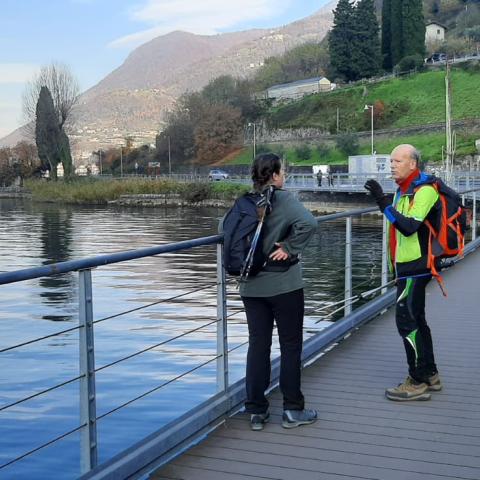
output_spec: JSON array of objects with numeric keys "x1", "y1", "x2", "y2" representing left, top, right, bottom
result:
[{"x1": 0, "y1": 192, "x2": 380, "y2": 215}]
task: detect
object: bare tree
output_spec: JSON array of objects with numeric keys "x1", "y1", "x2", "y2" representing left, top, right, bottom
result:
[{"x1": 22, "y1": 62, "x2": 80, "y2": 138}]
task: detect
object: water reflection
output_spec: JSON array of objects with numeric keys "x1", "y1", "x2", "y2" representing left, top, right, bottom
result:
[
  {"x1": 0, "y1": 200, "x2": 383, "y2": 479},
  {"x1": 38, "y1": 206, "x2": 75, "y2": 320}
]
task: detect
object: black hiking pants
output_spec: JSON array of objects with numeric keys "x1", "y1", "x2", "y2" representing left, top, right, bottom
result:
[
  {"x1": 242, "y1": 289, "x2": 305, "y2": 414},
  {"x1": 395, "y1": 275, "x2": 438, "y2": 383}
]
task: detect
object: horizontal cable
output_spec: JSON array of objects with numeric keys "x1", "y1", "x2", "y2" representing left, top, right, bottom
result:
[
  {"x1": 227, "y1": 340, "x2": 249, "y2": 354},
  {"x1": 305, "y1": 276, "x2": 381, "y2": 316},
  {"x1": 0, "y1": 374, "x2": 84, "y2": 412},
  {"x1": 0, "y1": 423, "x2": 86, "y2": 470},
  {"x1": 0, "y1": 324, "x2": 82, "y2": 354},
  {"x1": 226, "y1": 309, "x2": 245, "y2": 319},
  {"x1": 95, "y1": 319, "x2": 219, "y2": 373},
  {"x1": 96, "y1": 354, "x2": 219, "y2": 421},
  {"x1": 94, "y1": 282, "x2": 215, "y2": 325}
]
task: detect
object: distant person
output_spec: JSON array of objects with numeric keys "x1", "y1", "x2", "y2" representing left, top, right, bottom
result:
[
  {"x1": 328, "y1": 170, "x2": 334, "y2": 187},
  {"x1": 364, "y1": 144, "x2": 442, "y2": 401},
  {"x1": 234, "y1": 153, "x2": 318, "y2": 430},
  {"x1": 316, "y1": 170, "x2": 322, "y2": 187}
]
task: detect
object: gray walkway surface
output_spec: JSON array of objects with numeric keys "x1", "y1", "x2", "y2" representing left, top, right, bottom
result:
[{"x1": 152, "y1": 249, "x2": 480, "y2": 480}]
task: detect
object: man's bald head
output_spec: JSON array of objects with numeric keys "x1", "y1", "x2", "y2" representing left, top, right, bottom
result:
[{"x1": 390, "y1": 144, "x2": 420, "y2": 182}]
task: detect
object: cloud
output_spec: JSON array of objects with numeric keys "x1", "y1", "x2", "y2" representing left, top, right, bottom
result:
[
  {"x1": 0, "y1": 64, "x2": 39, "y2": 84},
  {"x1": 109, "y1": 0, "x2": 291, "y2": 48}
]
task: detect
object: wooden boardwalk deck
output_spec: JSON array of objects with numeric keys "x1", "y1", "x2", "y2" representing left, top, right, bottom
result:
[{"x1": 152, "y1": 248, "x2": 480, "y2": 480}]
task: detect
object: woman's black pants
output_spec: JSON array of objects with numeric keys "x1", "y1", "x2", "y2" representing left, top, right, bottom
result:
[{"x1": 241, "y1": 288, "x2": 305, "y2": 414}]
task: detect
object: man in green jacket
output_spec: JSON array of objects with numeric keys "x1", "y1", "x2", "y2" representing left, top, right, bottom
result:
[{"x1": 364, "y1": 144, "x2": 442, "y2": 401}]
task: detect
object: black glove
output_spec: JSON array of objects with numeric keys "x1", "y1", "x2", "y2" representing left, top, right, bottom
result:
[{"x1": 364, "y1": 179, "x2": 390, "y2": 212}]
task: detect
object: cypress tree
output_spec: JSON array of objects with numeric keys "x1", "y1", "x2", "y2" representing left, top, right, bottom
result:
[
  {"x1": 329, "y1": 0, "x2": 356, "y2": 81},
  {"x1": 381, "y1": 0, "x2": 393, "y2": 70},
  {"x1": 384, "y1": 0, "x2": 425, "y2": 68},
  {"x1": 401, "y1": 0, "x2": 426, "y2": 60},
  {"x1": 390, "y1": 0, "x2": 404, "y2": 67},
  {"x1": 35, "y1": 86, "x2": 61, "y2": 180},
  {"x1": 353, "y1": 0, "x2": 382, "y2": 79}
]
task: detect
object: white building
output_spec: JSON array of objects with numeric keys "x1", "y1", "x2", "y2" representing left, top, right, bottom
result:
[
  {"x1": 75, "y1": 165, "x2": 88, "y2": 176},
  {"x1": 348, "y1": 155, "x2": 390, "y2": 175},
  {"x1": 425, "y1": 22, "x2": 447, "y2": 44},
  {"x1": 266, "y1": 77, "x2": 333, "y2": 101}
]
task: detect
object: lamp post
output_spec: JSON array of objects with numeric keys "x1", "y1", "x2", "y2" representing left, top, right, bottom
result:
[
  {"x1": 119, "y1": 146, "x2": 123, "y2": 177},
  {"x1": 168, "y1": 135, "x2": 172, "y2": 175},
  {"x1": 364, "y1": 104, "x2": 374, "y2": 156},
  {"x1": 248, "y1": 122, "x2": 256, "y2": 159},
  {"x1": 98, "y1": 149, "x2": 103, "y2": 175}
]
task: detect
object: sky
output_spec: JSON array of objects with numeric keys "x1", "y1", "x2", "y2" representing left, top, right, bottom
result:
[{"x1": 0, "y1": 0, "x2": 331, "y2": 139}]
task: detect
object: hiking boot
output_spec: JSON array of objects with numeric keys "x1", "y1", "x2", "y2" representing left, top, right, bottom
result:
[
  {"x1": 282, "y1": 409, "x2": 318, "y2": 429},
  {"x1": 385, "y1": 376, "x2": 431, "y2": 401},
  {"x1": 427, "y1": 373, "x2": 443, "y2": 392},
  {"x1": 250, "y1": 412, "x2": 269, "y2": 431}
]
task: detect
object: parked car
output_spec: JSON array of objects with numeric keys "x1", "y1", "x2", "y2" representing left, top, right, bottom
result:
[
  {"x1": 425, "y1": 52, "x2": 447, "y2": 63},
  {"x1": 208, "y1": 169, "x2": 229, "y2": 181}
]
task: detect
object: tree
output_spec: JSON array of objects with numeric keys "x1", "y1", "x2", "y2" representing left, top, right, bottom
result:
[
  {"x1": 202, "y1": 75, "x2": 238, "y2": 106},
  {"x1": 336, "y1": 133, "x2": 359, "y2": 156},
  {"x1": 390, "y1": 0, "x2": 404, "y2": 68},
  {"x1": 382, "y1": 0, "x2": 393, "y2": 69},
  {"x1": 352, "y1": 0, "x2": 382, "y2": 78},
  {"x1": 400, "y1": 0, "x2": 426, "y2": 62},
  {"x1": 22, "y1": 62, "x2": 79, "y2": 135},
  {"x1": 384, "y1": 0, "x2": 425, "y2": 68},
  {"x1": 329, "y1": 0, "x2": 356, "y2": 81},
  {"x1": 295, "y1": 144, "x2": 312, "y2": 161},
  {"x1": 35, "y1": 86, "x2": 73, "y2": 180},
  {"x1": 194, "y1": 104, "x2": 243, "y2": 165},
  {"x1": 23, "y1": 63, "x2": 78, "y2": 178}
]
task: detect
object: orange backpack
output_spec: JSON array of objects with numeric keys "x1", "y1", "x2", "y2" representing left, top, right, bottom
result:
[{"x1": 417, "y1": 177, "x2": 470, "y2": 295}]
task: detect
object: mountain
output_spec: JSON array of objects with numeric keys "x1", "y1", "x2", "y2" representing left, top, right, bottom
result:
[{"x1": 1, "y1": 3, "x2": 336, "y2": 157}]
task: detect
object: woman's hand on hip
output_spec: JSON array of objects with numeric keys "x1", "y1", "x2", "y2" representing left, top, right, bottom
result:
[{"x1": 269, "y1": 243, "x2": 289, "y2": 261}]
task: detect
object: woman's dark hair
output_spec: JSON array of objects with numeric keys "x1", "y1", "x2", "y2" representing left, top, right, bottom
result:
[{"x1": 251, "y1": 153, "x2": 282, "y2": 192}]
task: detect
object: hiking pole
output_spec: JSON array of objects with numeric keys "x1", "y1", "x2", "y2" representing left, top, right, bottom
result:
[
  {"x1": 312, "y1": 279, "x2": 396, "y2": 324},
  {"x1": 319, "y1": 297, "x2": 362, "y2": 320},
  {"x1": 359, "y1": 279, "x2": 397, "y2": 299},
  {"x1": 239, "y1": 185, "x2": 275, "y2": 282}
]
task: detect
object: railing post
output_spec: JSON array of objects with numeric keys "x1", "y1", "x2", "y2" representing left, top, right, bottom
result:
[
  {"x1": 473, "y1": 191, "x2": 477, "y2": 241},
  {"x1": 79, "y1": 269, "x2": 98, "y2": 474},
  {"x1": 381, "y1": 215, "x2": 389, "y2": 293},
  {"x1": 344, "y1": 216, "x2": 352, "y2": 316},
  {"x1": 216, "y1": 243, "x2": 228, "y2": 392}
]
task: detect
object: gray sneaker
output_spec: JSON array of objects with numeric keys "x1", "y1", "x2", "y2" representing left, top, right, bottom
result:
[
  {"x1": 385, "y1": 376, "x2": 431, "y2": 401},
  {"x1": 428, "y1": 373, "x2": 443, "y2": 392},
  {"x1": 282, "y1": 409, "x2": 318, "y2": 429},
  {"x1": 250, "y1": 412, "x2": 269, "y2": 431}
]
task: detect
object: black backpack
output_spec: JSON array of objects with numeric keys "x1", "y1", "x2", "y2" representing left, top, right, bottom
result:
[{"x1": 222, "y1": 188, "x2": 274, "y2": 278}]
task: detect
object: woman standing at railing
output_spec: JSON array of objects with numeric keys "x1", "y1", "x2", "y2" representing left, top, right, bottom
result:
[{"x1": 240, "y1": 153, "x2": 318, "y2": 431}]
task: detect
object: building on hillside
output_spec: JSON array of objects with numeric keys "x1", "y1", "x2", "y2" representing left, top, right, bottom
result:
[
  {"x1": 266, "y1": 77, "x2": 333, "y2": 101},
  {"x1": 425, "y1": 21, "x2": 447, "y2": 44}
]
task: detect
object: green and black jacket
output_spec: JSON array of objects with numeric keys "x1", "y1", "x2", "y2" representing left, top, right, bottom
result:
[{"x1": 383, "y1": 170, "x2": 439, "y2": 278}]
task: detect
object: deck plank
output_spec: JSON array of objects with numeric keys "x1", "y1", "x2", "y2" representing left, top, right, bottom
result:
[{"x1": 151, "y1": 248, "x2": 480, "y2": 480}]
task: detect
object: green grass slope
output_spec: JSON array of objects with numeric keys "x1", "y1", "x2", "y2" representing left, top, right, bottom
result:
[
  {"x1": 266, "y1": 64, "x2": 480, "y2": 132},
  {"x1": 227, "y1": 64, "x2": 480, "y2": 165}
]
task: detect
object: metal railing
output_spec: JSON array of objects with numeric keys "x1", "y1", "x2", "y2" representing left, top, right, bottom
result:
[{"x1": 1, "y1": 187, "x2": 480, "y2": 479}]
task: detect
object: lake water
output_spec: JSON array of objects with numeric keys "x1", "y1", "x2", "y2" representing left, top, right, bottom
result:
[{"x1": 0, "y1": 199, "x2": 383, "y2": 479}]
